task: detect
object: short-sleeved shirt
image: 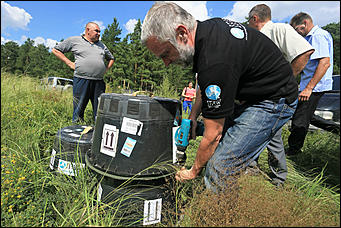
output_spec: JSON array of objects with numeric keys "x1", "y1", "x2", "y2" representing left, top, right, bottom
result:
[
  {"x1": 193, "y1": 18, "x2": 298, "y2": 119},
  {"x1": 300, "y1": 25, "x2": 333, "y2": 92},
  {"x1": 54, "y1": 36, "x2": 115, "y2": 80},
  {"x1": 260, "y1": 21, "x2": 314, "y2": 63},
  {"x1": 184, "y1": 87, "x2": 196, "y2": 102}
]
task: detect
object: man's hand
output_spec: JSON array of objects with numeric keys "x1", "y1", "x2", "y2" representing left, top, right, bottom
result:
[
  {"x1": 175, "y1": 167, "x2": 197, "y2": 182},
  {"x1": 298, "y1": 87, "x2": 313, "y2": 101},
  {"x1": 68, "y1": 62, "x2": 75, "y2": 70}
]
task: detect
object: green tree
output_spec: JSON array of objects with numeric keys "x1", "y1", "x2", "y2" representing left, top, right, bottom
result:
[
  {"x1": 101, "y1": 18, "x2": 128, "y2": 90},
  {"x1": 15, "y1": 38, "x2": 34, "y2": 75},
  {"x1": 26, "y1": 44, "x2": 50, "y2": 78},
  {"x1": 323, "y1": 22, "x2": 340, "y2": 74},
  {"x1": 1, "y1": 41, "x2": 20, "y2": 73}
]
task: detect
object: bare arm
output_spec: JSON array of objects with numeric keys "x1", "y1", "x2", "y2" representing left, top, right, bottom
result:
[
  {"x1": 299, "y1": 57, "x2": 331, "y2": 101},
  {"x1": 291, "y1": 49, "x2": 314, "y2": 77},
  {"x1": 105, "y1": 59, "x2": 115, "y2": 73},
  {"x1": 181, "y1": 87, "x2": 186, "y2": 97},
  {"x1": 175, "y1": 117, "x2": 224, "y2": 181},
  {"x1": 52, "y1": 48, "x2": 75, "y2": 70}
]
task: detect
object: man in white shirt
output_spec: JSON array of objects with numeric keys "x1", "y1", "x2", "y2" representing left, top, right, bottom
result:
[{"x1": 248, "y1": 4, "x2": 315, "y2": 186}]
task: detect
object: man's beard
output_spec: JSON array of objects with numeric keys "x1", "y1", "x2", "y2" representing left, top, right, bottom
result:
[{"x1": 174, "y1": 43, "x2": 195, "y2": 67}]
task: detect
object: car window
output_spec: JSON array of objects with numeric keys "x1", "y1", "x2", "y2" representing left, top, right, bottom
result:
[
  {"x1": 47, "y1": 78, "x2": 55, "y2": 86},
  {"x1": 58, "y1": 79, "x2": 66, "y2": 86}
]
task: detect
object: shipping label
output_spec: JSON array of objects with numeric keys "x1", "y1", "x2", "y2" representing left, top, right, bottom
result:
[
  {"x1": 57, "y1": 159, "x2": 85, "y2": 176},
  {"x1": 143, "y1": 198, "x2": 162, "y2": 225},
  {"x1": 120, "y1": 137, "x2": 137, "y2": 157},
  {"x1": 100, "y1": 124, "x2": 119, "y2": 157},
  {"x1": 121, "y1": 117, "x2": 143, "y2": 136}
]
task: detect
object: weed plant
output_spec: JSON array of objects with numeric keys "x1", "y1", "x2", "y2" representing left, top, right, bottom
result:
[{"x1": 1, "y1": 72, "x2": 339, "y2": 226}]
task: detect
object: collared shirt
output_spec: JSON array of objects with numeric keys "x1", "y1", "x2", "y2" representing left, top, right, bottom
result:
[
  {"x1": 260, "y1": 21, "x2": 314, "y2": 63},
  {"x1": 300, "y1": 25, "x2": 333, "y2": 92},
  {"x1": 54, "y1": 36, "x2": 115, "y2": 80}
]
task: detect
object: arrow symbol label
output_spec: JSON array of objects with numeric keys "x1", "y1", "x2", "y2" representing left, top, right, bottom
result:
[{"x1": 100, "y1": 124, "x2": 119, "y2": 157}]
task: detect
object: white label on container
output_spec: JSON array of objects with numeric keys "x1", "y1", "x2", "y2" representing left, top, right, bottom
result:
[
  {"x1": 69, "y1": 133, "x2": 81, "y2": 138},
  {"x1": 49, "y1": 149, "x2": 56, "y2": 170},
  {"x1": 143, "y1": 198, "x2": 162, "y2": 225},
  {"x1": 121, "y1": 117, "x2": 143, "y2": 136},
  {"x1": 57, "y1": 159, "x2": 85, "y2": 176},
  {"x1": 100, "y1": 124, "x2": 119, "y2": 157},
  {"x1": 97, "y1": 184, "x2": 103, "y2": 202},
  {"x1": 172, "y1": 127, "x2": 180, "y2": 163},
  {"x1": 120, "y1": 137, "x2": 137, "y2": 157}
]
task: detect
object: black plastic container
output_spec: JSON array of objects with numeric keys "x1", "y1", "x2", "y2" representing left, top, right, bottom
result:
[
  {"x1": 86, "y1": 93, "x2": 182, "y2": 179},
  {"x1": 49, "y1": 125, "x2": 93, "y2": 176},
  {"x1": 97, "y1": 176, "x2": 175, "y2": 226}
]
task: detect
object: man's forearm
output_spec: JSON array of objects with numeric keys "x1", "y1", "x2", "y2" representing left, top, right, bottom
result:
[
  {"x1": 52, "y1": 48, "x2": 74, "y2": 69},
  {"x1": 305, "y1": 57, "x2": 330, "y2": 90},
  {"x1": 291, "y1": 49, "x2": 314, "y2": 77},
  {"x1": 107, "y1": 59, "x2": 115, "y2": 70},
  {"x1": 190, "y1": 118, "x2": 224, "y2": 176}
]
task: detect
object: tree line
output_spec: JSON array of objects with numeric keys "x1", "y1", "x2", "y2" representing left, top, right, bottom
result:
[{"x1": 1, "y1": 19, "x2": 340, "y2": 94}]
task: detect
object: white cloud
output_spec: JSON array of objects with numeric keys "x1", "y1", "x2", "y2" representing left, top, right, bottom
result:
[
  {"x1": 1, "y1": 35, "x2": 26, "y2": 45},
  {"x1": 1, "y1": 1, "x2": 32, "y2": 32},
  {"x1": 1, "y1": 36, "x2": 12, "y2": 44},
  {"x1": 226, "y1": 1, "x2": 340, "y2": 26},
  {"x1": 125, "y1": 19, "x2": 138, "y2": 33},
  {"x1": 33, "y1": 37, "x2": 58, "y2": 50},
  {"x1": 168, "y1": 1, "x2": 210, "y2": 21},
  {"x1": 1, "y1": 35, "x2": 58, "y2": 50}
]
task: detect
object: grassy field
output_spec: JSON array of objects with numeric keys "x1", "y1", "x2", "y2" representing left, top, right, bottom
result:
[{"x1": 1, "y1": 72, "x2": 340, "y2": 227}]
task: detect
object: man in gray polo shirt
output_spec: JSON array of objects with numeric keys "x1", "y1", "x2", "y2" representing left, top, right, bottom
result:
[{"x1": 52, "y1": 22, "x2": 115, "y2": 123}]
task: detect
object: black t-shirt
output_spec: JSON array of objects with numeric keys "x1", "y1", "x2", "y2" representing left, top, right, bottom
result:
[{"x1": 193, "y1": 18, "x2": 298, "y2": 119}]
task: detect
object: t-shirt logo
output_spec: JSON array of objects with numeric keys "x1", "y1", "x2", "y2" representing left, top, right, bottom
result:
[
  {"x1": 230, "y1": 27, "x2": 245, "y2": 39},
  {"x1": 205, "y1": 85, "x2": 221, "y2": 100},
  {"x1": 222, "y1": 18, "x2": 247, "y2": 40}
]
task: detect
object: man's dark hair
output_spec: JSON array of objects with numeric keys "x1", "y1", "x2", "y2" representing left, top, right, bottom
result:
[
  {"x1": 249, "y1": 4, "x2": 271, "y2": 22},
  {"x1": 290, "y1": 12, "x2": 313, "y2": 26}
]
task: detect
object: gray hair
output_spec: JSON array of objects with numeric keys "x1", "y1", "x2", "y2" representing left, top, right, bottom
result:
[
  {"x1": 248, "y1": 4, "x2": 271, "y2": 22},
  {"x1": 290, "y1": 12, "x2": 313, "y2": 27},
  {"x1": 141, "y1": 2, "x2": 197, "y2": 48}
]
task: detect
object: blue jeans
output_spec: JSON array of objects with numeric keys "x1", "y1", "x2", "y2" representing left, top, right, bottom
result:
[
  {"x1": 204, "y1": 98, "x2": 298, "y2": 192},
  {"x1": 72, "y1": 77, "x2": 105, "y2": 123},
  {"x1": 183, "y1": 100, "x2": 192, "y2": 114}
]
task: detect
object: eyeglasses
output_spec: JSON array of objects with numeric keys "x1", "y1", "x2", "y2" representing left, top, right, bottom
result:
[{"x1": 94, "y1": 29, "x2": 101, "y2": 33}]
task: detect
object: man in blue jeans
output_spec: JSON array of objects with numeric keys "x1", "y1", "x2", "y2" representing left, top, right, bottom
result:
[
  {"x1": 52, "y1": 22, "x2": 115, "y2": 123},
  {"x1": 141, "y1": 2, "x2": 298, "y2": 192}
]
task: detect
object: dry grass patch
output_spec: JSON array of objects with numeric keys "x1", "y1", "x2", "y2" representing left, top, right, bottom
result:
[{"x1": 184, "y1": 174, "x2": 340, "y2": 227}]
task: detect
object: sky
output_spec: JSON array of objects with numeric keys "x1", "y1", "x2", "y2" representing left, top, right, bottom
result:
[{"x1": 1, "y1": 1, "x2": 340, "y2": 50}]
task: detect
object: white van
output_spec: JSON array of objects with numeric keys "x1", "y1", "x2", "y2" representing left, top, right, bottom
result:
[{"x1": 41, "y1": 77, "x2": 73, "y2": 91}]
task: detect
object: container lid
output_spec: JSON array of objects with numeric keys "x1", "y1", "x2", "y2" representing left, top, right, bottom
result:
[{"x1": 56, "y1": 125, "x2": 93, "y2": 144}]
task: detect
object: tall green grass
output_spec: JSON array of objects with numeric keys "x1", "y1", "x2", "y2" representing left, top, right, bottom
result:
[{"x1": 1, "y1": 72, "x2": 339, "y2": 227}]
